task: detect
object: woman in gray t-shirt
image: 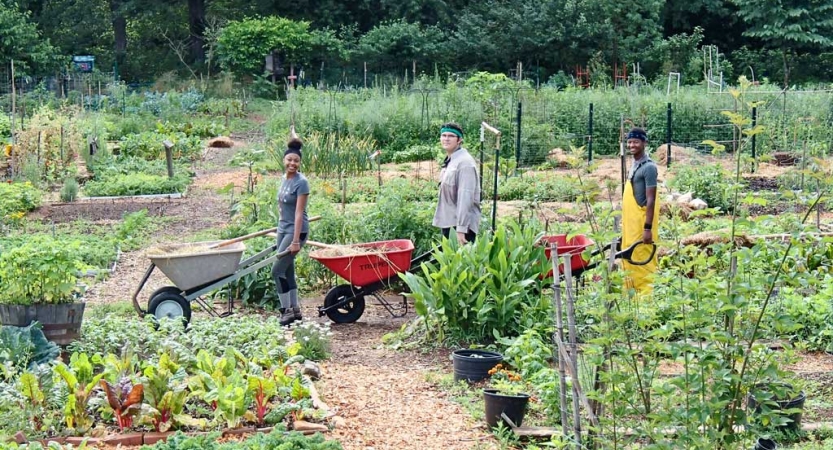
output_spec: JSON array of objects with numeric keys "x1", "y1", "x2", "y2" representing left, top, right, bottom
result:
[{"x1": 272, "y1": 136, "x2": 310, "y2": 326}]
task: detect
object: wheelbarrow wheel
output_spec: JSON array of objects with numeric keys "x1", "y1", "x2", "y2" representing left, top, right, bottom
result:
[
  {"x1": 324, "y1": 284, "x2": 365, "y2": 324},
  {"x1": 148, "y1": 291, "x2": 192, "y2": 325},
  {"x1": 148, "y1": 286, "x2": 182, "y2": 302}
]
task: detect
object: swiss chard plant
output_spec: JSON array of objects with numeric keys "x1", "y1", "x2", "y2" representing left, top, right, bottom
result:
[
  {"x1": 54, "y1": 353, "x2": 103, "y2": 434},
  {"x1": 99, "y1": 378, "x2": 143, "y2": 431},
  {"x1": 142, "y1": 351, "x2": 198, "y2": 432}
]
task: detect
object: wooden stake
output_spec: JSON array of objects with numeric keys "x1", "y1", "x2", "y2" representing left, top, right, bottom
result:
[
  {"x1": 563, "y1": 261, "x2": 582, "y2": 448},
  {"x1": 551, "y1": 245, "x2": 570, "y2": 438}
]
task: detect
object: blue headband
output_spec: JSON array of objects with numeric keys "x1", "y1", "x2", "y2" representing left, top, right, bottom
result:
[{"x1": 627, "y1": 130, "x2": 647, "y2": 141}]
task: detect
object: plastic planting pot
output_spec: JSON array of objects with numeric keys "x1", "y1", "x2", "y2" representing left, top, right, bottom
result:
[
  {"x1": 483, "y1": 388, "x2": 530, "y2": 428},
  {"x1": 451, "y1": 349, "x2": 503, "y2": 383},
  {"x1": 747, "y1": 383, "x2": 806, "y2": 434}
]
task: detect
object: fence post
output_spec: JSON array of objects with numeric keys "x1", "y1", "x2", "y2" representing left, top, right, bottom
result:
[
  {"x1": 588, "y1": 103, "x2": 594, "y2": 163},
  {"x1": 751, "y1": 106, "x2": 757, "y2": 173},
  {"x1": 515, "y1": 101, "x2": 522, "y2": 174},
  {"x1": 666, "y1": 103, "x2": 672, "y2": 168},
  {"x1": 492, "y1": 145, "x2": 499, "y2": 233},
  {"x1": 479, "y1": 126, "x2": 485, "y2": 201}
]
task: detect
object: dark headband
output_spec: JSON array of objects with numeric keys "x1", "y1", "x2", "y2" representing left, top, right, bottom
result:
[
  {"x1": 627, "y1": 130, "x2": 647, "y2": 141},
  {"x1": 284, "y1": 147, "x2": 302, "y2": 158}
]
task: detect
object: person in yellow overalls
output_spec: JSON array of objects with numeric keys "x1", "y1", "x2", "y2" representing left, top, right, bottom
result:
[{"x1": 622, "y1": 128, "x2": 659, "y2": 293}]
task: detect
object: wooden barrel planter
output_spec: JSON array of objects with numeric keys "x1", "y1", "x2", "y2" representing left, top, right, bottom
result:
[{"x1": 0, "y1": 302, "x2": 86, "y2": 346}]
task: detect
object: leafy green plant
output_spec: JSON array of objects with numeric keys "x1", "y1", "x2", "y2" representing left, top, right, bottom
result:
[
  {"x1": 119, "y1": 131, "x2": 202, "y2": 161},
  {"x1": 0, "y1": 238, "x2": 85, "y2": 305},
  {"x1": 84, "y1": 173, "x2": 191, "y2": 196},
  {"x1": 0, "y1": 322, "x2": 60, "y2": 371},
  {"x1": 401, "y1": 221, "x2": 549, "y2": 343}
]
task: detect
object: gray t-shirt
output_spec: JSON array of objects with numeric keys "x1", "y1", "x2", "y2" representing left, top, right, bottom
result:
[
  {"x1": 278, "y1": 173, "x2": 310, "y2": 233},
  {"x1": 627, "y1": 155, "x2": 658, "y2": 207}
]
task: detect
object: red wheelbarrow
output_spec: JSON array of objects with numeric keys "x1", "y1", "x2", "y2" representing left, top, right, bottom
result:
[{"x1": 308, "y1": 239, "x2": 433, "y2": 323}]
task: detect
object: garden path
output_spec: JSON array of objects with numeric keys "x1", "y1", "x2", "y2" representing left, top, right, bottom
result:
[
  {"x1": 308, "y1": 302, "x2": 498, "y2": 450},
  {"x1": 80, "y1": 139, "x2": 497, "y2": 449}
]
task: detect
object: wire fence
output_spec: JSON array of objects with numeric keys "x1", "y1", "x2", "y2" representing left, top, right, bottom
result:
[{"x1": 2, "y1": 65, "x2": 832, "y2": 176}]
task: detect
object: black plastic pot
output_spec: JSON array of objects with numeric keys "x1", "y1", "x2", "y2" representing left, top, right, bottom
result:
[
  {"x1": 753, "y1": 438, "x2": 777, "y2": 450},
  {"x1": 451, "y1": 349, "x2": 502, "y2": 382},
  {"x1": 747, "y1": 383, "x2": 806, "y2": 434},
  {"x1": 483, "y1": 388, "x2": 530, "y2": 428}
]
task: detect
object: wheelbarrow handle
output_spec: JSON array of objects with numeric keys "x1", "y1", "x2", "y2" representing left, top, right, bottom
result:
[
  {"x1": 210, "y1": 216, "x2": 322, "y2": 249},
  {"x1": 615, "y1": 241, "x2": 657, "y2": 266}
]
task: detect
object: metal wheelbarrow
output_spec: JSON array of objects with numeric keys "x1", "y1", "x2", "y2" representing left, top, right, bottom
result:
[{"x1": 131, "y1": 227, "x2": 292, "y2": 324}]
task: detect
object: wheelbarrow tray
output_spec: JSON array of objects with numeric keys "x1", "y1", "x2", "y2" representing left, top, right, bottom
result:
[
  {"x1": 309, "y1": 239, "x2": 415, "y2": 287},
  {"x1": 146, "y1": 241, "x2": 246, "y2": 291},
  {"x1": 540, "y1": 234, "x2": 594, "y2": 277}
]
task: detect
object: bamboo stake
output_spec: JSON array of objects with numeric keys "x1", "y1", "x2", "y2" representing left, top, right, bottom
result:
[
  {"x1": 563, "y1": 260, "x2": 582, "y2": 448},
  {"x1": 10, "y1": 60, "x2": 15, "y2": 142},
  {"x1": 551, "y1": 243, "x2": 570, "y2": 438}
]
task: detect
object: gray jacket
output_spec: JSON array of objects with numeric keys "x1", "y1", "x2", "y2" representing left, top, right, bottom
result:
[{"x1": 433, "y1": 147, "x2": 481, "y2": 234}]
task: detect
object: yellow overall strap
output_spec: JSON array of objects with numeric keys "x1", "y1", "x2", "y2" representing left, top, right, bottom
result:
[{"x1": 622, "y1": 181, "x2": 659, "y2": 293}]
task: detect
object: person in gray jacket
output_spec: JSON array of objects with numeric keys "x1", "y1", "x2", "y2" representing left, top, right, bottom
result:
[{"x1": 433, "y1": 122, "x2": 481, "y2": 244}]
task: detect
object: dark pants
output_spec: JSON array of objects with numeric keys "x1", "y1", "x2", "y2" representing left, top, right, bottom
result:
[
  {"x1": 271, "y1": 232, "x2": 308, "y2": 293},
  {"x1": 442, "y1": 228, "x2": 476, "y2": 243}
]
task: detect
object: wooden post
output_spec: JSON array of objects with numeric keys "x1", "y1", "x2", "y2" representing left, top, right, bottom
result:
[
  {"x1": 163, "y1": 140, "x2": 174, "y2": 178},
  {"x1": 412, "y1": 60, "x2": 416, "y2": 80},
  {"x1": 10, "y1": 60, "x2": 16, "y2": 141}
]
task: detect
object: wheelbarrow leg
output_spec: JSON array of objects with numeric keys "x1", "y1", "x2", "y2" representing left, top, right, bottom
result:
[{"x1": 132, "y1": 263, "x2": 156, "y2": 316}]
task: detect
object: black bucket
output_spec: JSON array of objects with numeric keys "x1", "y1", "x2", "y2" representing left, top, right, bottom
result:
[
  {"x1": 452, "y1": 349, "x2": 502, "y2": 382},
  {"x1": 753, "y1": 438, "x2": 777, "y2": 450},
  {"x1": 483, "y1": 388, "x2": 530, "y2": 428},
  {"x1": 747, "y1": 383, "x2": 806, "y2": 434}
]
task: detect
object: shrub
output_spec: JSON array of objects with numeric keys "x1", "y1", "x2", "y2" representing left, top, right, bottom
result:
[
  {"x1": 60, "y1": 178, "x2": 79, "y2": 202},
  {"x1": 668, "y1": 163, "x2": 734, "y2": 212},
  {"x1": 0, "y1": 182, "x2": 41, "y2": 224},
  {"x1": 291, "y1": 320, "x2": 332, "y2": 361},
  {"x1": 389, "y1": 144, "x2": 439, "y2": 163}
]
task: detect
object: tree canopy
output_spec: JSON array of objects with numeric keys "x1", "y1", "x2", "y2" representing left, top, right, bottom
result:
[{"x1": 3, "y1": 0, "x2": 832, "y2": 85}]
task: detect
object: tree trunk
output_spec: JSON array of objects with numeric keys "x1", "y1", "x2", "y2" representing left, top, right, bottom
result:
[
  {"x1": 782, "y1": 47, "x2": 790, "y2": 89},
  {"x1": 111, "y1": 0, "x2": 127, "y2": 71},
  {"x1": 188, "y1": 0, "x2": 206, "y2": 64}
]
